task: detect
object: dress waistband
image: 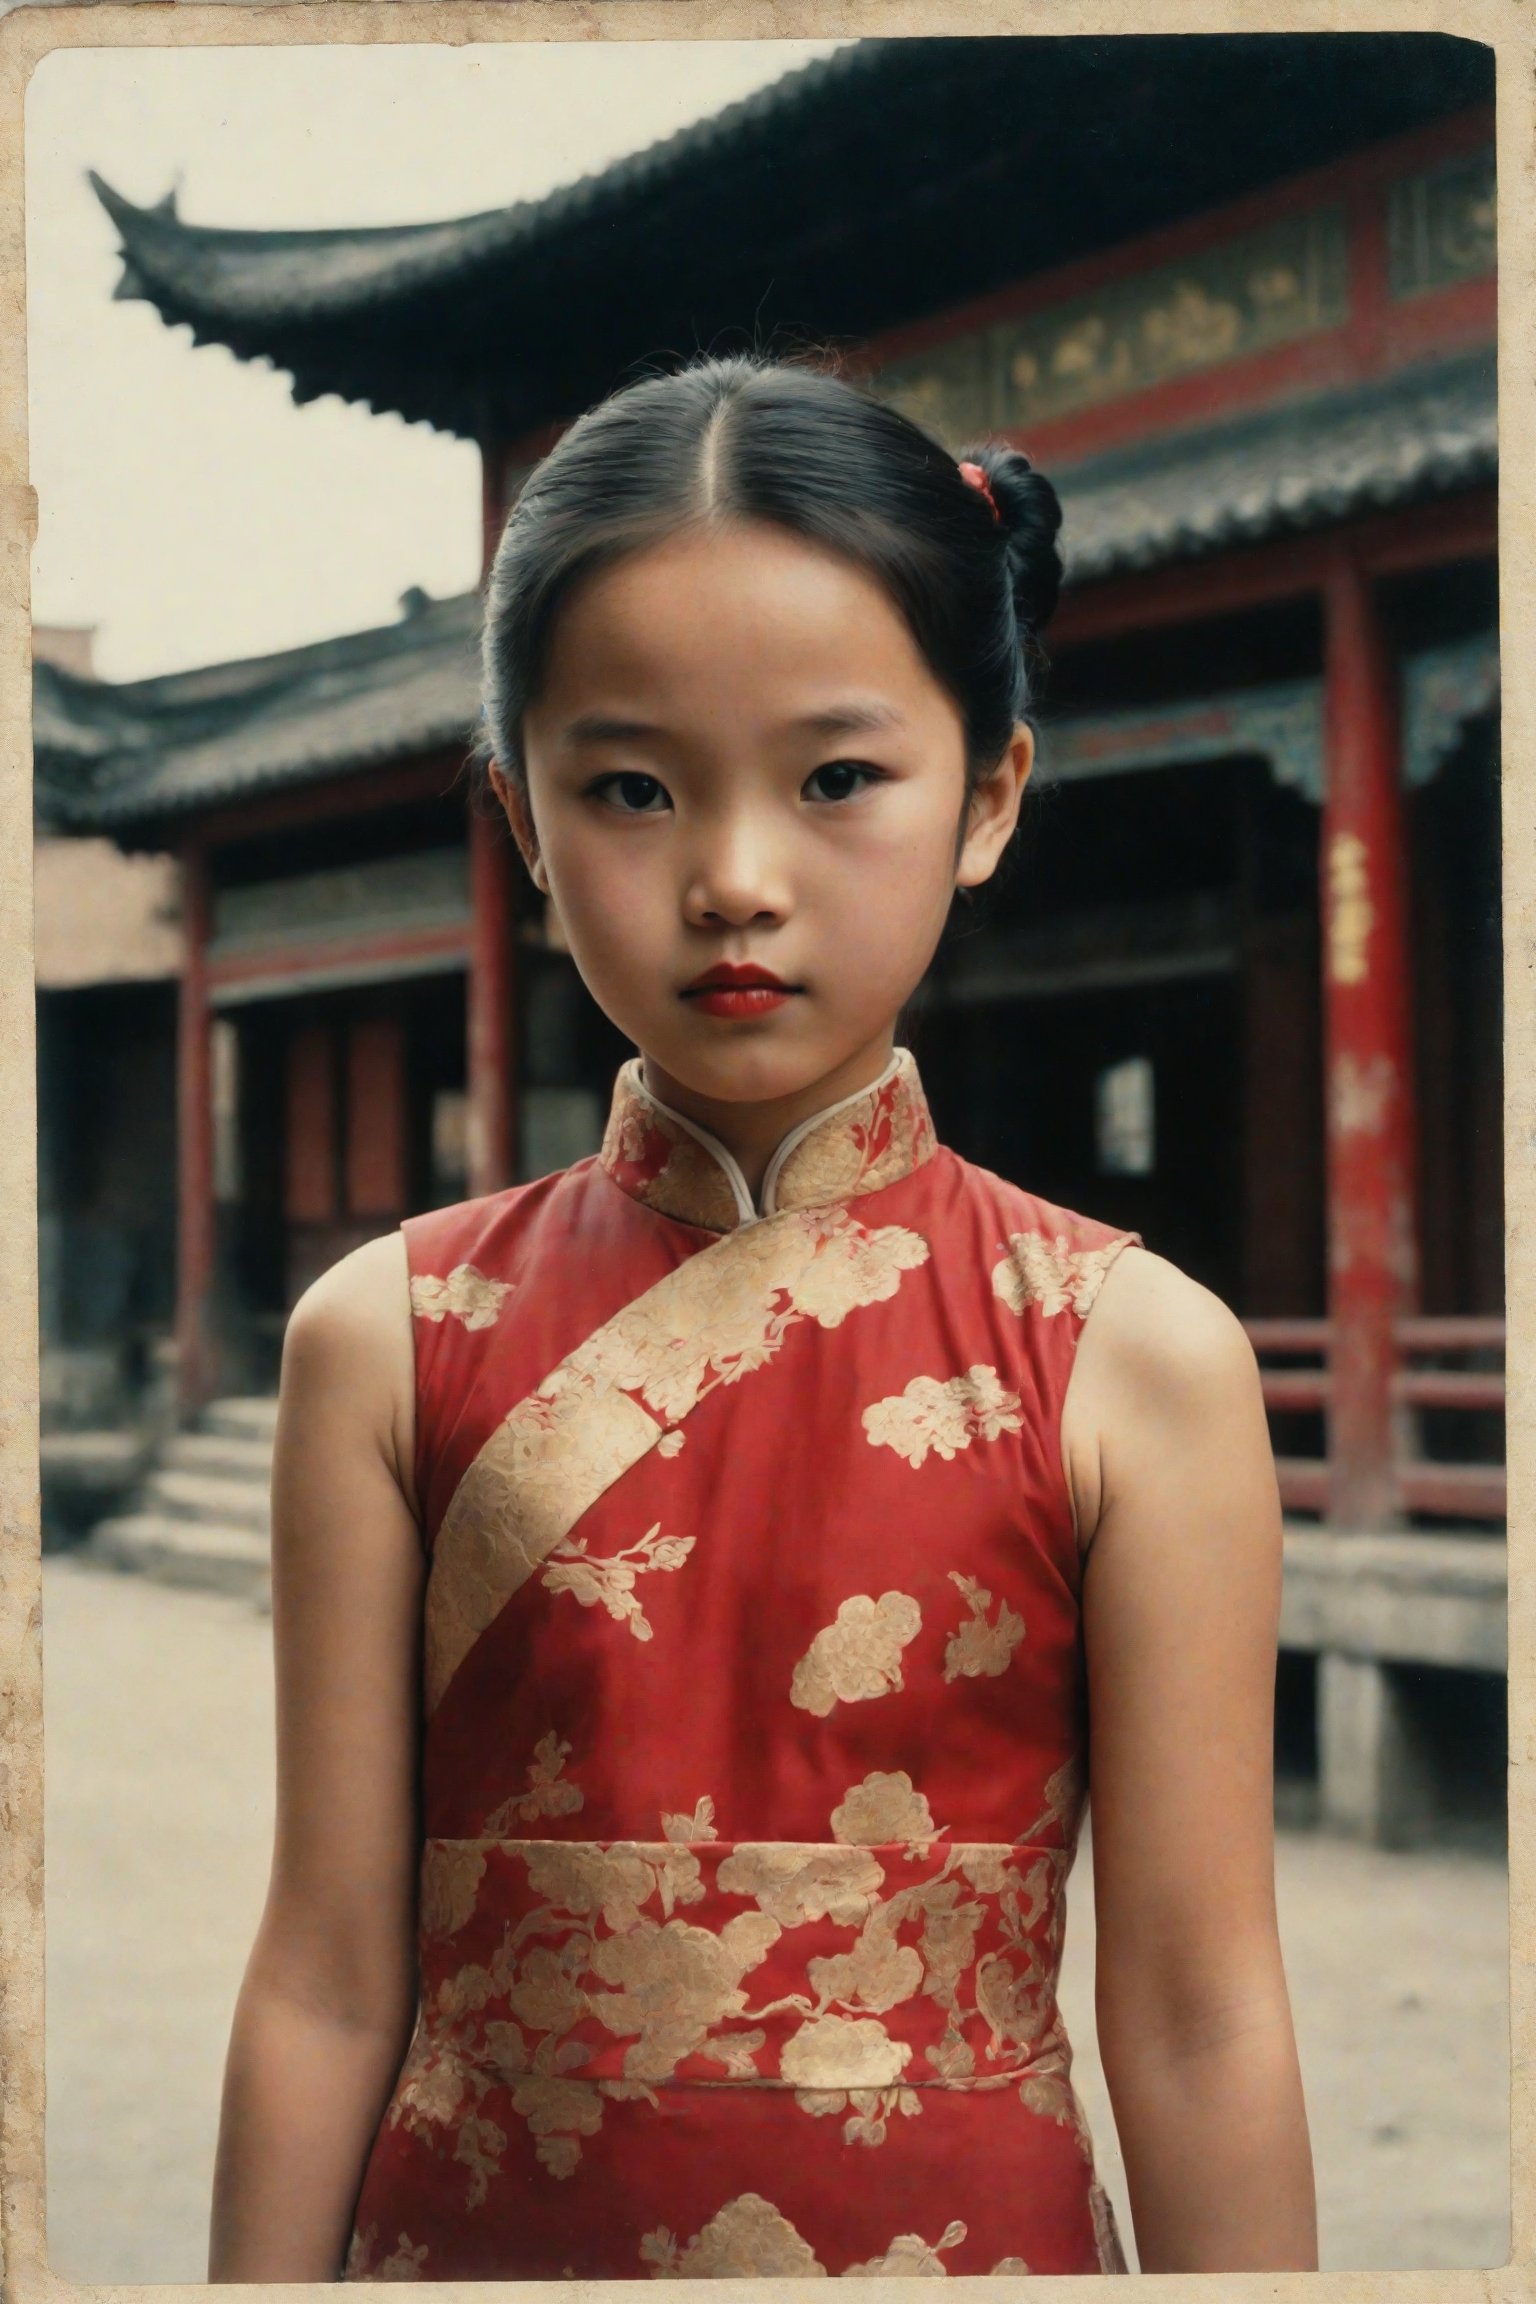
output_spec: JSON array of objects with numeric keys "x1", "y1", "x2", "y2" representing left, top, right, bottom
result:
[{"x1": 415, "y1": 1832, "x2": 1076, "y2": 2108}]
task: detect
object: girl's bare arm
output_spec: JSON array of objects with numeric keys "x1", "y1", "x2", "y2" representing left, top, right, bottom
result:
[
  {"x1": 208, "y1": 1231, "x2": 424, "y2": 2281},
  {"x1": 1063, "y1": 1246, "x2": 1317, "y2": 2274}
]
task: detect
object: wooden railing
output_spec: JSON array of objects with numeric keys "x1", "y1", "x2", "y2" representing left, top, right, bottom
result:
[{"x1": 1243, "y1": 1316, "x2": 1506, "y2": 1524}]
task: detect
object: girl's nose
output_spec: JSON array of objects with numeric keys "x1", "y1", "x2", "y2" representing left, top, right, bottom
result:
[{"x1": 681, "y1": 815, "x2": 791, "y2": 929}]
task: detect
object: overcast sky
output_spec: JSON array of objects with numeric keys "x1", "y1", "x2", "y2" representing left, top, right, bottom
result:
[{"x1": 26, "y1": 40, "x2": 846, "y2": 682}]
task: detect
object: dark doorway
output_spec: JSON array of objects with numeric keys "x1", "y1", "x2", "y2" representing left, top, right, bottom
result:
[
  {"x1": 910, "y1": 749, "x2": 1318, "y2": 1312},
  {"x1": 918, "y1": 972, "x2": 1243, "y2": 1304},
  {"x1": 231, "y1": 972, "x2": 468, "y2": 1377}
]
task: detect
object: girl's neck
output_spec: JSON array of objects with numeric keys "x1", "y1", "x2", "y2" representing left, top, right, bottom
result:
[{"x1": 639, "y1": 1031, "x2": 899, "y2": 1202}]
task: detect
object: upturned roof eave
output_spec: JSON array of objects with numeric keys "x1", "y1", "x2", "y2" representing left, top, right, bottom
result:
[
  {"x1": 88, "y1": 40, "x2": 875, "y2": 333},
  {"x1": 89, "y1": 35, "x2": 1496, "y2": 443}
]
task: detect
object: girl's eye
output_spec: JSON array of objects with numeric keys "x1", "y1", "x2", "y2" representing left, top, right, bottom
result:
[
  {"x1": 805, "y1": 760, "x2": 882, "y2": 803},
  {"x1": 591, "y1": 771, "x2": 670, "y2": 814}
]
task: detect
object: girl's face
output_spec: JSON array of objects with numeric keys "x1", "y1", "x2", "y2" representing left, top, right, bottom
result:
[{"x1": 497, "y1": 520, "x2": 1030, "y2": 1116}]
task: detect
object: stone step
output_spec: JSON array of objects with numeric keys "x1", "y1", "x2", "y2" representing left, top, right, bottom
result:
[
  {"x1": 86, "y1": 1513, "x2": 271, "y2": 1604},
  {"x1": 40, "y1": 1429, "x2": 151, "y2": 1492},
  {"x1": 41, "y1": 1429, "x2": 152, "y2": 1549},
  {"x1": 145, "y1": 1467, "x2": 270, "y2": 1535},
  {"x1": 202, "y1": 1397, "x2": 280, "y2": 1444},
  {"x1": 161, "y1": 1430, "x2": 274, "y2": 1485}
]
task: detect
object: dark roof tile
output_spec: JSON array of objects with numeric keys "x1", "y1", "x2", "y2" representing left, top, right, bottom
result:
[
  {"x1": 91, "y1": 35, "x2": 1493, "y2": 441},
  {"x1": 1058, "y1": 347, "x2": 1496, "y2": 580}
]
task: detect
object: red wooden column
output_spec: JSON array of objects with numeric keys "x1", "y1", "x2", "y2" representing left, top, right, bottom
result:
[
  {"x1": 1320, "y1": 547, "x2": 1420, "y2": 1528},
  {"x1": 481, "y1": 441, "x2": 508, "y2": 585},
  {"x1": 346, "y1": 1017, "x2": 409, "y2": 1218},
  {"x1": 466, "y1": 442, "x2": 519, "y2": 1195},
  {"x1": 174, "y1": 840, "x2": 217, "y2": 1420}
]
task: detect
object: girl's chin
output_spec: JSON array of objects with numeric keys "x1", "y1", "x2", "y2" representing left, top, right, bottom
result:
[
  {"x1": 641, "y1": 1030, "x2": 893, "y2": 1110},
  {"x1": 649, "y1": 1044, "x2": 817, "y2": 1097},
  {"x1": 644, "y1": 1007, "x2": 812, "y2": 1057}
]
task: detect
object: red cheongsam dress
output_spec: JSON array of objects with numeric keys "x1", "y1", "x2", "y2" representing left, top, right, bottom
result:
[{"x1": 344, "y1": 1044, "x2": 1140, "y2": 2281}]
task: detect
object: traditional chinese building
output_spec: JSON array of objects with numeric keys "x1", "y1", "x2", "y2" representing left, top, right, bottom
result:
[{"x1": 38, "y1": 33, "x2": 1504, "y2": 1834}]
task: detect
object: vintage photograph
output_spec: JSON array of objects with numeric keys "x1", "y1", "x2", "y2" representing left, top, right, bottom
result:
[{"x1": 28, "y1": 25, "x2": 1506, "y2": 2284}]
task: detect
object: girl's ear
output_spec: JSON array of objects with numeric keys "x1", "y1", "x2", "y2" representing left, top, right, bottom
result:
[
  {"x1": 488, "y1": 761, "x2": 550, "y2": 894},
  {"x1": 955, "y1": 723, "x2": 1034, "y2": 889}
]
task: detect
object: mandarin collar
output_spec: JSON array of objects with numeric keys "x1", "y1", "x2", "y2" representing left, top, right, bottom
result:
[{"x1": 596, "y1": 1045, "x2": 938, "y2": 1233}]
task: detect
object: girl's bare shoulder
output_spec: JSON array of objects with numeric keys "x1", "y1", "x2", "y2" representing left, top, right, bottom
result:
[
  {"x1": 284, "y1": 1230, "x2": 412, "y2": 1369},
  {"x1": 279, "y1": 1233, "x2": 417, "y2": 1505},
  {"x1": 1076, "y1": 1242, "x2": 1261, "y2": 1418},
  {"x1": 1062, "y1": 1244, "x2": 1269, "y2": 1552}
]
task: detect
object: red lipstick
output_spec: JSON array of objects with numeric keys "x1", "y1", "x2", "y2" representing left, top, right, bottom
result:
[{"x1": 681, "y1": 961, "x2": 799, "y2": 1017}]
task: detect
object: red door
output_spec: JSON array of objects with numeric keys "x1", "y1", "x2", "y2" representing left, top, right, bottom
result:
[{"x1": 283, "y1": 1011, "x2": 408, "y2": 1302}]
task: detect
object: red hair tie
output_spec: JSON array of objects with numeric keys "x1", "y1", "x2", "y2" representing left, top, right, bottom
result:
[{"x1": 958, "y1": 460, "x2": 1000, "y2": 522}]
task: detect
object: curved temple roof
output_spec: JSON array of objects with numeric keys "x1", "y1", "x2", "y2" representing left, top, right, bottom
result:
[
  {"x1": 92, "y1": 33, "x2": 1493, "y2": 442},
  {"x1": 34, "y1": 349, "x2": 1496, "y2": 837}
]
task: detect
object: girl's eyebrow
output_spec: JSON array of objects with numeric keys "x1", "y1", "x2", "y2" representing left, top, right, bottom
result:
[
  {"x1": 562, "y1": 703, "x2": 907, "y2": 745},
  {"x1": 563, "y1": 713, "x2": 666, "y2": 745},
  {"x1": 792, "y1": 703, "x2": 905, "y2": 736}
]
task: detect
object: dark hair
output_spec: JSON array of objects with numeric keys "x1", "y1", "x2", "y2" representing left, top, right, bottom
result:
[{"x1": 480, "y1": 351, "x2": 1064, "y2": 832}]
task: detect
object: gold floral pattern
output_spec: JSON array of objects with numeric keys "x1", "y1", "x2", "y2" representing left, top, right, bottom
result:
[
  {"x1": 640, "y1": 2193, "x2": 828, "y2": 2278},
  {"x1": 519, "y1": 1838, "x2": 708, "y2": 1931},
  {"x1": 845, "y1": 2219, "x2": 967, "y2": 2276},
  {"x1": 377, "y1": 1697, "x2": 1104, "y2": 2238},
  {"x1": 862, "y1": 1366, "x2": 1023, "y2": 1468},
  {"x1": 426, "y1": 1205, "x2": 931, "y2": 1712},
  {"x1": 943, "y1": 1573, "x2": 1026, "y2": 1682},
  {"x1": 540, "y1": 1524, "x2": 695, "y2": 1642},
  {"x1": 407, "y1": 1768, "x2": 1085, "y2": 2183},
  {"x1": 601, "y1": 1046, "x2": 938, "y2": 1234},
  {"x1": 454, "y1": 2109, "x2": 509, "y2": 2208},
  {"x1": 586, "y1": 1911, "x2": 783, "y2": 2082},
  {"x1": 409, "y1": 1265, "x2": 514, "y2": 1331},
  {"x1": 1017, "y1": 1755, "x2": 1086, "y2": 1847},
  {"x1": 607, "y1": 1093, "x2": 744, "y2": 1233},
  {"x1": 806, "y1": 1924, "x2": 924, "y2": 2018},
  {"x1": 990, "y1": 1230, "x2": 1135, "y2": 1320},
  {"x1": 345, "y1": 2225, "x2": 430, "y2": 2279},
  {"x1": 639, "y1": 2200, "x2": 1031, "y2": 2279},
  {"x1": 388, "y1": 2001, "x2": 600, "y2": 2188},
  {"x1": 716, "y1": 1843, "x2": 885, "y2": 1927},
  {"x1": 420, "y1": 1842, "x2": 486, "y2": 1940},
  {"x1": 663, "y1": 1794, "x2": 717, "y2": 1843},
  {"x1": 483, "y1": 1733, "x2": 583, "y2": 1832},
  {"x1": 831, "y1": 1770, "x2": 938, "y2": 1850},
  {"x1": 781, "y1": 2010, "x2": 914, "y2": 2091},
  {"x1": 770, "y1": 1053, "x2": 940, "y2": 1218},
  {"x1": 790, "y1": 1594, "x2": 923, "y2": 1716}
]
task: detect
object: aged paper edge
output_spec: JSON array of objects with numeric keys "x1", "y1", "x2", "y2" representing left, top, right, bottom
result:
[{"x1": 0, "y1": 1, "x2": 1529, "y2": 2299}]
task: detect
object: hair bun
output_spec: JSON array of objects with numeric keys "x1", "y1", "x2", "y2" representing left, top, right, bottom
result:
[{"x1": 959, "y1": 442, "x2": 1064, "y2": 637}]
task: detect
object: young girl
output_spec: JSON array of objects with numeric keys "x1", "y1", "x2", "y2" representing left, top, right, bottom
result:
[{"x1": 208, "y1": 353, "x2": 1316, "y2": 2282}]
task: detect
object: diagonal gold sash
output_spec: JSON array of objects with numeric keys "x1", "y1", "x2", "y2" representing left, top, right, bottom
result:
[{"x1": 424, "y1": 1205, "x2": 932, "y2": 1714}]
